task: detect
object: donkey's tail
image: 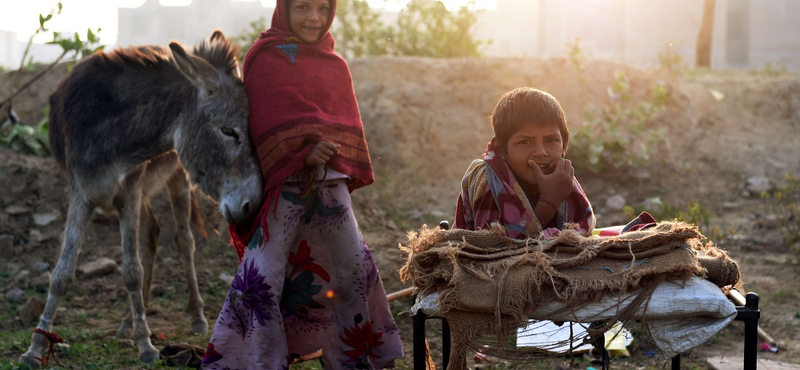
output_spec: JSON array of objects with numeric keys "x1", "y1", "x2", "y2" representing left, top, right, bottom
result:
[{"x1": 190, "y1": 188, "x2": 218, "y2": 240}]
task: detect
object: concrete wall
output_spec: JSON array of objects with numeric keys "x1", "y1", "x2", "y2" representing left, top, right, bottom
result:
[
  {"x1": 117, "y1": 0, "x2": 273, "y2": 47},
  {"x1": 475, "y1": 0, "x2": 800, "y2": 72}
]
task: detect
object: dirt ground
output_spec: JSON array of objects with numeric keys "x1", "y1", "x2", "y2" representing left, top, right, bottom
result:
[{"x1": 1, "y1": 57, "x2": 799, "y2": 368}]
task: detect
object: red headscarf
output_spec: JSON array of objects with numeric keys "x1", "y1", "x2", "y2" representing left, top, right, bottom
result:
[{"x1": 229, "y1": 0, "x2": 374, "y2": 259}]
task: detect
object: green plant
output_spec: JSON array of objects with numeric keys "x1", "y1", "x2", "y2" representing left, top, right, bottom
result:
[
  {"x1": 0, "y1": 107, "x2": 50, "y2": 156},
  {"x1": 233, "y1": 16, "x2": 268, "y2": 62},
  {"x1": 657, "y1": 41, "x2": 684, "y2": 83},
  {"x1": 569, "y1": 70, "x2": 667, "y2": 172},
  {"x1": 0, "y1": 1, "x2": 104, "y2": 113},
  {"x1": 758, "y1": 62, "x2": 788, "y2": 77},
  {"x1": 762, "y1": 174, "x2": 800, "y2": 259},
  {"x1": 566, "y1": 37, "x2": 588, "y2": 85},
  {"x1": 392, "y1": 0, "x2": 484, "y2": 58},
  {"x1": 335, "y1": 0, "x2": 395, "y2": 59},
  {"x1": 624, "y1": 200, "x2": 721, "y2": 242}
]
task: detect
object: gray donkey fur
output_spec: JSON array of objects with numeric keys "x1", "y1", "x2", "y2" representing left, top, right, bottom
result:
[{"x1": 20, "y1": 30, "x2": 263, "y2": 367}]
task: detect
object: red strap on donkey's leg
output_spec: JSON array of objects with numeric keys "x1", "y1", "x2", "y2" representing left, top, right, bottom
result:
[{"x1": 33, "y1": 328, "x2": 64, "y2": 367}]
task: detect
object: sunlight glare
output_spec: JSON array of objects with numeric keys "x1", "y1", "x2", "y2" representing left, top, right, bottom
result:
[{"x1": 369, "y1": 0, "x2": 497, "y2": 11}]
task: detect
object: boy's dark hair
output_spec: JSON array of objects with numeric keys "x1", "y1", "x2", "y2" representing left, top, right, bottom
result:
[{"x1": 490, "y1": 87, "x2": 569, "y2": 150}]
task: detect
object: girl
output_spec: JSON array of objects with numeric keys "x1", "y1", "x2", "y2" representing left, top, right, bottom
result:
[{"x1": 202, "y1": 0, "x2": 403, "y2": 368}]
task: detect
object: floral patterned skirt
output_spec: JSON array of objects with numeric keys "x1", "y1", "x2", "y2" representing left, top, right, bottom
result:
[{"x1": 202, "y1": 179, "x2": 403, "y2": 369}]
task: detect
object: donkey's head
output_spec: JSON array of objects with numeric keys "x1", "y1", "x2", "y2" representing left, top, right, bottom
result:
[{"x1": 169, "y1": 31, "x2": 262, "y2": 224}]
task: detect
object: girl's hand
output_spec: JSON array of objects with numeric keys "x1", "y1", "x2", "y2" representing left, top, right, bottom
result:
[
  {"x1": 530, "y1": 158, "x2": 574, "y2": 207},
  {"x1": 305, "y1": 141, "x2": 340, "y2": 166}
]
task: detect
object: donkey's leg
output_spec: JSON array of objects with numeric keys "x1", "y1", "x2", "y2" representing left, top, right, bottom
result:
[
  {"x1": 20, "y1": 191, "x2": 92, "y2": 368},
  {"x1": 116, "y1": 166, "x2": 160, "y2": 364},
  {"x1": 118, "y1": 151, "x2": 177, "y2": 337},
  {"x1": 118, "y1": 200, "x2": 160, "y2": 338},
  {"x1": 167, "y1": 165, "x2": 208, "y2": 335},
  {"x1": 139, "y1": 201, "x2": 161, "y2": 313}
]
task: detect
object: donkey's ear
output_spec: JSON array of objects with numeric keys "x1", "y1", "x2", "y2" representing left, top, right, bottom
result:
[
  {"x1": 169, "y1": 42, "x2": 221, "y2": 97},
  {"x1": 210, "y1": 30, "x2": 226, "y2": 43}
]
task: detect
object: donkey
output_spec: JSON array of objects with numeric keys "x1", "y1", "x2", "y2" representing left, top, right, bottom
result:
[{"x1": 20, "y1": 30, "x2": 263, "y2": 367}]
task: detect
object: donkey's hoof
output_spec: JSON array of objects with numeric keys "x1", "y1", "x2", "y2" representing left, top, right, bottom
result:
[
  {"x1": 138, "y1": 345, "x2": 160, "y2": 364},
  {"x1": 192, "y1": 319, "x2": 209, "y2": 335},
  {"x1": 19, "y1": 355, "x2": 42, "y2": 369}
]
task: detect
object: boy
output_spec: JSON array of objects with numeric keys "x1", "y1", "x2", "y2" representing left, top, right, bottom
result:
[{"x1": 454, "y1": 87, "x2": 595, "y2": 238}]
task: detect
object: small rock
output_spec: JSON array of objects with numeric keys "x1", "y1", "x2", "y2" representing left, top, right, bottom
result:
[
  {"x1": 55, "y1": 342, "x2": 70, "y2": 356},
  {"x1": 33, "y1": 261, "x2": 50, "y2": 272},
  {"x1": 29, "y1": 230, "x2": 44, "y2": 243},
  {"x1": 605, "y1": 194, "x2": 627, "y2": 211},
  {"x1": 643, "y1": 197, "x2": 663, "y2": 210},
  {"x1": 31, "y1": 272, "x2": 51, "y2": 290},
  {"x1": 18, "y1": 296, "x2": 46, "y2": 324},
  {"x1": 722, "y1": 202, "x2": 741, "y2": 209},
  {"x1": 71, "y1": 296, "x2": 88, "y2": 307},
  {"x1": 5, "y1": 205, "x2": 31, "y2": 215},
  {"x1": 0, "y1": 234, "x2": 14, "y2": 259},
  {"x1": 33, "y1": 213, "x2": 58, "y2": 226},
  {"x1": 15, "y1": 270, "x2": 31, "y2": 288},
  {"x1": 11, "y1": 183, "x2": 25, "y2": 193},
  {"x1": 406, "y1": 209, "x2": 424, "y2": 221},
  {"x1": 745, "y1": 176, "x2": 772, "y2": 195},
  {"x1": 5, "y1": 288, "x2": 25, "y2": 302},
  {"x1": 220, "y1": 273, "x2": 234, "y2": 286},
  {"x1": 759, "y1": 214, "x2": 781, "y2": 229},
  {"x1": 150, "y1": 283, "x2": 165, "y2": 297},
  {"x1": 78, "y1": 257, "x2": 118, "y2": 278},
  {"x1": 146, "y1": 306, "x2": 162, "y2": 316}
]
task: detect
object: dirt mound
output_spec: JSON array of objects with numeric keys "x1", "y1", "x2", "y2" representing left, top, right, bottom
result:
[{"x1": 351, "y1": 57, "x2": 674, "y2": 220}]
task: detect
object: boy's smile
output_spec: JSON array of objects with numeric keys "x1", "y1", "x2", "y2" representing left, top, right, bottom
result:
[
  {"x1": 499, "y1": 123, "x2": 566, "y2": 196},
  {"x1": 288, "y1": 0, "x2": 330, "y2": 44}
]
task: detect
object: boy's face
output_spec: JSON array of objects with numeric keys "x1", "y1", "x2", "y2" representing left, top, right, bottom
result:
[
  {"x1": 288, "y1": 0, "x2": 330, "y2": 43},
  {"x1": 498, "y1": 123, "x2": 567, "y2": 193}
]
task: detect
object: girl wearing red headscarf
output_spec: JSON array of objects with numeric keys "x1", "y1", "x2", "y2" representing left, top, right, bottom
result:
[{"x1": 202, "y1": 0, "x2": 403, "y2": 368}]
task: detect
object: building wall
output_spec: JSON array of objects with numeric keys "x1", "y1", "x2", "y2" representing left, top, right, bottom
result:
[
  {"x1": 474, "y1": 0, "x2": 800, "y2": 72},
  {"x1": 118, "y1": 0, "x2": 273, "y2": 48},
  {"x1": 0, "y1": 30, "x2": 70, "y2": 71}
]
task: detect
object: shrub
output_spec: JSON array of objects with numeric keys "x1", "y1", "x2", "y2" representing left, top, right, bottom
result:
[
  {"x1": 569, "y1": 69, "x2": 667, "y2": 173},
  {"x1": 762, "y1": 174, "x2": 800, "y2": 258}
]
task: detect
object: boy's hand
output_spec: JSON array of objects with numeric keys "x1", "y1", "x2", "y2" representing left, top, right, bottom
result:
[
  {"x1": 305, "y1": 141, "x2": 340, "y2": 166},
  {"x1": 530, "y1": 158, "x2": 574, "y2": 206}
]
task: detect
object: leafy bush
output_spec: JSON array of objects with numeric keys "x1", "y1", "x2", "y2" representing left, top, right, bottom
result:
[
  {"x1": 335, "y1": 0, "x2": 395, "y2": 59},
  {"x1": 391, "y1": 0, "x2": 483, "y2": 58},
  {"x1": 624, "y1": 199, "x2": 722, "y2": 243},
  {"x1": 0, "y1": 108, "x2": 50, "y2": 156},
  {"x1": 233, "y1": 0, "x2": 484, "y2": 59},
  {"x1": 569, "y1": 69, "x2": 668, "y2": 173},
  {"x1": 233, "y1": 16, "x2": 268, "y2": 62},
  {"x1": 762, "y1": 174, "x2": 800, "y2": 258}
]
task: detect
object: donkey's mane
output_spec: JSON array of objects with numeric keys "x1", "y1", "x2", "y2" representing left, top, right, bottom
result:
[
  {"x1": 193, "y1": 39, "x2": 240, "y2": 76},
  {"x1": 101, "y1": 45, "x2": 173, "y2": 70},
  {"x1": 98, "y1": 39, "x2": 238, "y2": 76}
]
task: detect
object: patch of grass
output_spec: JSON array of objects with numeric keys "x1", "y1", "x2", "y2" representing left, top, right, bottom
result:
[
  {"x1": 769, "y1": 289, "x2": 798, "y2": 303},
  {"x1": 0, "y1": 326, "x2": 211, "y2": 370},
  {"x1": 290, "y1": 360, "x2": 324, "y2": 369},
  {"x1": 623, "y1": 199, "x2": 727, "y2": 243},
  {"x1": 761, "y1": 173, "x2": 800, "y2": 259}
]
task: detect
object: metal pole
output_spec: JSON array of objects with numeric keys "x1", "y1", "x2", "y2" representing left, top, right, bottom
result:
[
  {"x1": 442, "y1": 318, "x2": 451, "y2": 370},
  {"x1": 744, "y1": 293, "x2": 759, "y2": 370},
  {"x1": 413, "y1": 312, "x2": 428, "y2": 370}
]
